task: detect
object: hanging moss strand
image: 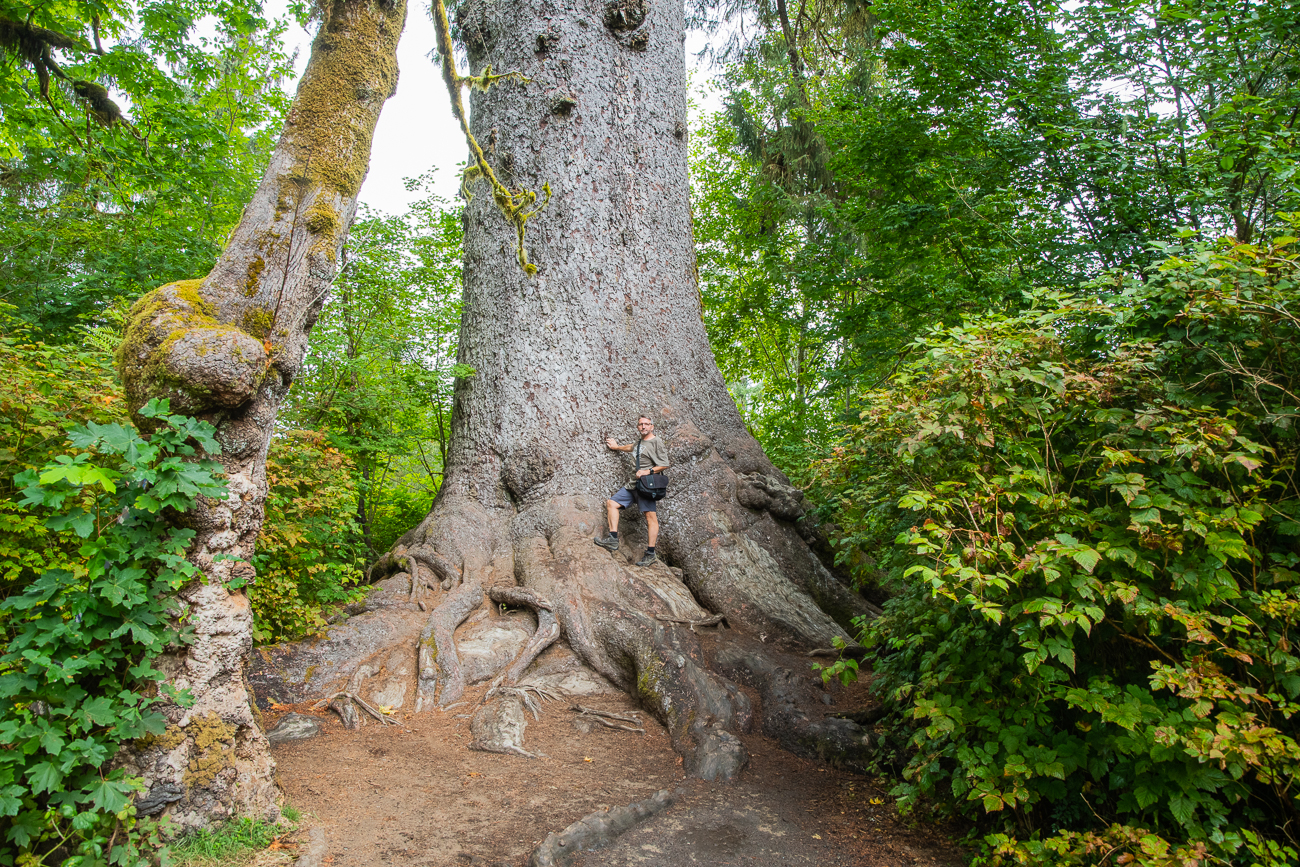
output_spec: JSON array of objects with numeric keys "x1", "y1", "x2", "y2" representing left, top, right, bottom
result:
[{"x1": 431, "y1": 0, "x2": 551, "y2": 276}]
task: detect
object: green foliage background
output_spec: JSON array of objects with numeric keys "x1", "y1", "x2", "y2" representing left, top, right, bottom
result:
[
  {"x1": 810, "y1": 234, "x2": 1300, "y2": 862},
  {"x1": 0, "y1": 0, "x2": 294, "y2": 338},
  {"x1": 0, "y1": 0, "x2": 1297, "y2": 862},
  {"x1": 691, "y1": 0, "x2": 1299, "y2": 861}
]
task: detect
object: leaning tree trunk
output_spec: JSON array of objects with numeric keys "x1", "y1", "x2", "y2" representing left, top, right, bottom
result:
[
  {"x1": 385, "y1": 0, "x2": 872, "y2": 780},
  {"x1": 113, "y1": 0, "x2": 405, "y2": 829}
]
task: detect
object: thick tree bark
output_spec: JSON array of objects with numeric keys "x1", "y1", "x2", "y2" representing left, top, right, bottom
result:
[
  {"x1": 386, "y1": 0, "x2": 871, "y2": 780},
  {"x1": 114, "y1": 0, "x2": 405, "y2": 829}
]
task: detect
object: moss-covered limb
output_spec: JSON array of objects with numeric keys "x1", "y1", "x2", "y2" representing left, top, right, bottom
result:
[
  {"x1": 0, "y1": 17, "x2": 91, "y2": 54},
  {"x1": 111, "y1": 0, "x2": 408, "y2": 832},
  {"x1": 194, "y1": 0, "x2": 406, "y2": 378},
  {"x1": 116, "y1": 279, "x2": 270, "y2": 418},
  {"x1": 431, "y1": 0, "x2": 550, "y2": 275},
  {"x1": 122, "y1": 1, "x2": 408, "y2": 417},
  {"x1": 277, "y1": 0, "x2": 405, "y2": 200}
]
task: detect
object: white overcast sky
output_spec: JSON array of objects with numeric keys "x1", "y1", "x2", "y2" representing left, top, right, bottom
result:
[{"x1": 269, "y1": 3, "x2": 721, "y2": 215}]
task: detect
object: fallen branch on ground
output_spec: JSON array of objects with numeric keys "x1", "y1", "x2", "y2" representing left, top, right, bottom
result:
[
  {"x1": 312, "y1": 691, "x2": 399, "y2": 726},
  {"x1": 570, "y1": 705, "x2": 645, "y2": 733}
]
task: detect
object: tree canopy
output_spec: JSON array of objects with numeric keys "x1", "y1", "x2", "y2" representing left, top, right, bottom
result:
[{"x1": 0, "y1": 0, "x2": 293, "y2": 337}]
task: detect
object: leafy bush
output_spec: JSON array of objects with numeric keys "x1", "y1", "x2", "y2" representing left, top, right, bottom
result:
[
  {"x1": 0, "y1": 401, "x2": 226, "y2": 865},
  {"x1": 0, "y1": 306, "x2": 127, "y2": 598},
  {"x1": 249, "y1": 431, "x2": 367, "y2": 644},
  {"x1": 367, "y1": 481, "x2": 435, "y2": 559},
  {"x1": 811, "y1": 227, "x2": 1300, "y2": 863}
]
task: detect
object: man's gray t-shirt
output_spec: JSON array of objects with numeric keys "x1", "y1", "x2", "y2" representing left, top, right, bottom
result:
[{"x1": 626, "y1": 435, "x2": 670, "y2": 489}]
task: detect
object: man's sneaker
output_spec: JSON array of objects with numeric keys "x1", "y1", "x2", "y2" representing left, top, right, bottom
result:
[
  {"x1": 593, "y1": 534, "x2": 619, "y2": 552},
  {"x1": 635, "y1": 551, "x2": 657, "y2": 568}
]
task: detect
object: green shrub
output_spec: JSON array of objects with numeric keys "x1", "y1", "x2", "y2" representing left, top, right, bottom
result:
[
  {"x1": 0, "y1": 401, "x2": 226, "y2": 865},
  {"x1": 368, "y1": 481, "x2": 435, "y2": 556},
  {"x1": 0, "y1": 306, "x2": 127, "y2": 599},
  {"x1": 811, "y1": 227, "x2": 1300, "y2": 862},
  {"x1": 249, "y1": 431, "x2": 367, "y2": 644}
]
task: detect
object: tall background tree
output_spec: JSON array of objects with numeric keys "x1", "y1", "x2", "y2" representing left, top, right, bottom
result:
[
  {"x1": 689, "y1": 0, "x2": 1299, "y2": 465},
  {"x1": 0, "y1": 0, "x2": 1296, "y2": 860},
  {"x1": 367, "y1": 0, "x2": 876, "y2": 781}
]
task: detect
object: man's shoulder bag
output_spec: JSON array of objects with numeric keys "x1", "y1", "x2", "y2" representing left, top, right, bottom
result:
[
  {"x1": 633, "y1": 440, "x2": 669, "y2": 500},
  {"x1": 637, "y1": 471, "x2": 668, "y2": 501}
]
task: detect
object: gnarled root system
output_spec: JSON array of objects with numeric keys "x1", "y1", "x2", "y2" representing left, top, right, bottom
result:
[{"x1": 361, "y1": 490, "x2": 877, "y2": 782}]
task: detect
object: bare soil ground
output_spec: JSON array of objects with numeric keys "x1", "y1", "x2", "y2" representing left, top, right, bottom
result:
[{"x1": 266, "y1": 678, "x2": 965, "y2": 867}]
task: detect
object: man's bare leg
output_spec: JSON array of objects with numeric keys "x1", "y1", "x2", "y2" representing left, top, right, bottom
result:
[
  {"x1": 646, "y1": 511, "x2": 659, "y2": 548},
  {"x1": 595, "y1": 499, "x2": 623, "y2": 551}
]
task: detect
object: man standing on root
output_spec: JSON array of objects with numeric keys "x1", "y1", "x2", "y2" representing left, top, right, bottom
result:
[{"x1": 595, "y1": 415, "x2": 669, "y2": 567}]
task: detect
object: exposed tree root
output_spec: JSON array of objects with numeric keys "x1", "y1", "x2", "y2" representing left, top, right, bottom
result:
[
  {"x1": 489, "y1": 586, "x2": 561, "y2": 684},
  {"x1": 484, "y1": 682, "x2": 561, "y2": 719},
  {"x1": 806, "y1": 644, "x2": 870, "y2": 659},
  {"x1": 417, "y1": 580, "x2": 484, "y2": 710},
  {"x1": 571, "y1": 705, "x2": 645, "y2": 734},
  {"x1": 374, "y1": 485, "x2": 882, "y2": 781},
  {"x1": 470, "y1": 693, "x2": 537, "y2": 758},
  {"x1": 509, "y1": 508, "x2": 753, "y2": 782},
  {"x1": 655, "y1": 614, "x2": 727, "y2": 632},
  {"x1": 313, "y1": 691, "x2": 398, "y2": 729},
  {"x1": 488, "y1": 586, "x2": 554, "y2": 611},
  {"x1": 327, "y1": 694, "x2": 359, "y2": 729},
  {"x1": 368, "y1": 543, "x2": 462, "y2": 593},
  {"x1": 314, "y1": 661, "x2": 401, "y2": 729},
  {"x1": 528, "y1": 789, "x2": 677, "y2": 867},
  {"x1": 713, "y1": 643, "x2": 875, "y2": 771}
]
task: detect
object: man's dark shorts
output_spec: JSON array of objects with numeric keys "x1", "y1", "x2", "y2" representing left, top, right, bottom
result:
[{"x1": 610, "y1": 486, "x2": 657, "y2": 513}]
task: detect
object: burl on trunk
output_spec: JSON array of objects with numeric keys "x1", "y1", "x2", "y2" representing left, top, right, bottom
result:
[
  {"x1": 375, "y1": 0, "x2": 874, "y2": 780},
  {"x1": 114, "y1": 0, "x2": 406, "y2": 828}
]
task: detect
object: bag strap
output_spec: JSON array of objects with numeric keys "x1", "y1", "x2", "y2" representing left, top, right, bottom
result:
[{"x1": 634, "y1": 438, "x2": 663, "y2": 475}]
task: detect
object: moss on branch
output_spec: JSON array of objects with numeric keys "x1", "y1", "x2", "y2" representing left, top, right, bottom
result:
[{"x1": 117, "y1": 278, "x2": 270, "y2": 418}]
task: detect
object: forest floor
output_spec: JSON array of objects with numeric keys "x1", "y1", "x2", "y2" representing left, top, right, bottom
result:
[{"x1": 261, "y1": 670, "x2": 967, "y2": 867}]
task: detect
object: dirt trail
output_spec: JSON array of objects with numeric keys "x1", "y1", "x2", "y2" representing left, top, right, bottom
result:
[{"x1": 267, "y1": 679, "x2": 964, "y2": 866}]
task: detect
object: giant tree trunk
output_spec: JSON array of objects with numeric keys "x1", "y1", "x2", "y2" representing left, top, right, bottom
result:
[
  {"x1": 386, "y1": 0, "x2": 871, "y2": 779},
  {"x1": 114, "y1": 0, "x2": 405, "y2": 828}
]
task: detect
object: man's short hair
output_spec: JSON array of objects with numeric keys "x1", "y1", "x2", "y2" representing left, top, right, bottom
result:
[{"x1": 637, "y1": 414, "x2": 654, "y2": 424}]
